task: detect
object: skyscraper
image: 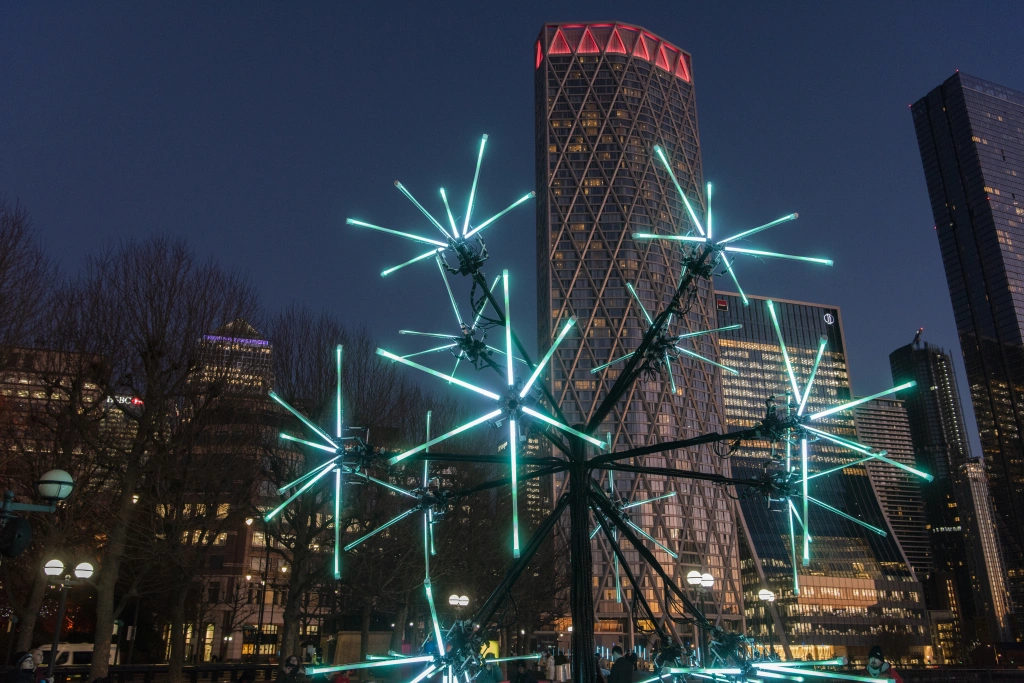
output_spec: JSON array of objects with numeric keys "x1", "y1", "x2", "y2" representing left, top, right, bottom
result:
[
  {"x1": 889, "y1": 337, "x2": 1013, "y2": 643},
  {"x1": 852, "y1": 397, "x2": 932, "y2": 579},
  {"x1": 535, "y1": 22, "x2": 742, "y2": 648},
  {"x1": 912, "y1": 72, "x2": 1024, "y2": 616},
  {"x1": 716, "y1": 291, "x2": 929, "y2": 663}
]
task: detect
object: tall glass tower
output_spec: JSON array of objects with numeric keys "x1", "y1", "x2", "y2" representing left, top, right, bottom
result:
[
  {"x1": 716, "y1": 291, "x2": 929, "y2": 664},
  {"x1": 534, "y1": 22, "x2": 742, "y2": 647},
  {"x1": 852, "y1": 397, "x2": 932, "y2": 580},
  {"x1": 912, "y1": 72, "x2": 1024, "y2": 617},
  {"x1": 889, "y1": 338, "x2": 1013, "y2": 643}
]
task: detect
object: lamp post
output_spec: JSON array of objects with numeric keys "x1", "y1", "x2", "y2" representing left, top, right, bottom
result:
[
  {"x1": 0, "y1": 470, "x2": 74, "y2": 559},
  {"x1": 448, "y1": 594, "x2": 469, "y2": 618},
  {"x1": 757, "y1": 589, "x2": 776, "y2": 656},
  {"x1": 43, "y1": 559, "x2": 93, "y2": 680},
  {"x1": 686, "y1": 571, "x2": 714, "y2": 667}
]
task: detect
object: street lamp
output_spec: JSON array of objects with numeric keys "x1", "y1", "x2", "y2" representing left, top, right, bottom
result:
[
  {"x1": 687, "y1": 571, "x2": 713, "y2": 666},
  {"x1": 448, "y1": 595, "x2": 469, "y2": 620},
  {"x1": 0, "y1": 471, "x2": 75, "y2": 559},
  {"x1": 43, "y1": 558, "x2": 94, "y2": 680},
  {"x1": 757, "y1": 589, "x2": 776, "y2": 656}
]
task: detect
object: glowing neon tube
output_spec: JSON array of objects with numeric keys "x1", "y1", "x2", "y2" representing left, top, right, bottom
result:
[
  {"x1": 719, "y1": 214, "x2": 798, "y2": 245},
  {"x1": 269, "y1": 391, "x2": 337, "y2": 449},
  {"x1": 626, "y1": 519, "x2": 678, "y2": 558},
  {"x1": 306, "y1": 656, "x2": 434, "y2": 675},
  {"x1": 277, "y1": 456, "x2": 340, "y2": 494},
  {"x1": 521, "y1": 406, "x2": 606, "y2": 449},
  {"x1": 336, "y1": 344, "x2": 344, "y2": 438},
  {"x1": 653, "y1": 145, "x2": 705, "y2": 236},
  {"x1": 801, "y1": 438, "x2": 809, "y2": 566},
  {"x1": 765, "y1": 301, "x2": 802, "y2": 402},
  {"x1": 465, "y1": 192, "x2": 536, "y2": 238},
  {"x1": 521, "y1": 317, "x2": 576, "y2": 398},
  {"x1": 626, "y1": 282, "x2": 654, "y2": 325},
  {"x1": 437, "y1": 258, "x2": 463, "y2": 326},
  {"x1": 389, "y1": 409, "x2": 504, "y2": 464},
  {"x1": 377, "y1": 350, "x2": 500, "y2": 400},
  {"x1": 677, "y1": 324, "x2": 742, "y2": 339},
  {"x1": 631, "y1": 233, "x2": 707, "y2": 243},
  {"x1": 343, "y1": 507, "x2": 418, "y2": 551},
  {"x1": 463, "y1": 134, "x2": 487, "y2": 236},
  {"x1": 394, "y1": 182, "x2": 451, "y2": 239},
  {"x1": 280, "y1": 433, "x2": 338, "y2": 454},
  {"x1": 706, "y1": 182, "x2": 712, "y2": 240},
  {"x1": 590, "y1": 352, "x2": 634, "y2": 374},
  {"x1": 674, "y1": 346, "x2": 740, "y2": 375},
  {"x1": 724, "y1": 247, "x2": 833, "y2": 266},
  {"x1": 808, "y1": 382, "x2": 916, "y2": 420},
  {"x1": 265, "y1": 464, "x2": 336, "y2": 522},
  {"x1": 503, "y1": 270, "x2": 514, "y2": 386},
  {"x1": 402, "y1": 344, "x2": 458, "y2": 359},
  {"x1": 622, "y1": 492, "x2": 677, "y2": 509},
  {"x1": 382, "y1": 248, "x2": 444, "y2": 277},
  {"x1": 797, "y1": 337, "x2": 828, "y2": 416},
  {"x1": 719, "y1": 253, "x2": 748, "y2": 306},
  {"x1": 807, "y1": 496, "x2": 886, "y2": 536},
  {"x1": 440, "y1": 188, "x2": 459, "y2": 237},
  {"x1": 510, "y1": 418, "x2": 520, "y2": 558},
  {"x1": 334, "y1": 467, "x2": 342, "y2": 579},
  {"x1": 347, "y1": 219, "x2": 447, "y2": 247}
]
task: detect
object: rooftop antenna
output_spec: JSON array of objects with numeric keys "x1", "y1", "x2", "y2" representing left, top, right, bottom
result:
[{"x1": 913, "y1": 327, "x2": 924, "y2": 348}]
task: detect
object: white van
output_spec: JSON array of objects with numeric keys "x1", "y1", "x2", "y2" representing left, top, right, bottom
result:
[{"x1": 40, "y1": 643, "x2": 118, "y2": 667}]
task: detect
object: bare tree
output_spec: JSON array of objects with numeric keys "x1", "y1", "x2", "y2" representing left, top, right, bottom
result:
[
  {"x1": 0, "y1": 199, "x2": 56, "y2": 359},
  {"x1": 48, "y1": 236, "x2": 263, "y2": 681}
]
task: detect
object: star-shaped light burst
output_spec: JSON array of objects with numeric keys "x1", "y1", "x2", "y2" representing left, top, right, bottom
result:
[
  {"x1": 633, "y1": 145, "x2": 833, "y2": 307},
  {"x1": 397, "y1": 272, "x2": 527, "y2": 380},
  {"x1": 264, "y1": 344, "x2": 416, "y2": 580},
  {"x1": 590, "y1": 466, "x2": 680, "y2": 604},
  {"x1": 757, "y1": 298, "x2": 932, "y2": 595},
  {"x1": 346, "y1": 134, "x2": 535, "y2": 280},
  {"x1": 378, "y1": 269, "x2": 606, "y2": 558}
]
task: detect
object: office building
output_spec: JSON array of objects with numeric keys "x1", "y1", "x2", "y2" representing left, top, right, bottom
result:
[
  {"x1": 960, "y1": 460, "x2": 1014, "y2": 644},
  {"x1": 535, "y1": 22, "x2": 742, "y2": 648},
  {"x1": 853, "y1": 398, "x2": 932, "y2": 579},
  {"x1": 716, "y1": 291, "x2": 930, "y2": 663},
  {"x1": 912, "y1": 72, "x2": 1024, "y2": 616},
  {"x1": 890, "y1": 337, "x2": 1014, "y2": 645}
]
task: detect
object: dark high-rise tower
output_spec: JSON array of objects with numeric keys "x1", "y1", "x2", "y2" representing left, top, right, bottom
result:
[
  {"x1": 889, "y1": 338, "x2": 1013, "y2": 643},
  {"x1": 717, "y1": 292, "x2": 929, "y2": 663},
  {"x1": 912, "y1": 72, "x2": 1024, "y2": 616},
  {"x1": 535, "y1": 22, "x2": 742, "y2": 647}
]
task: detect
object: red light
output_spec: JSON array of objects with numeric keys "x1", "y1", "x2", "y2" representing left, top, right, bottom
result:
[
  {"x1": 578, "y1": 27, "x2": 600, "y2": 54},
  {"x1": 607, "y1": 29, "x2": 627, "y2": 54},
  {"x1": 550, "y1": 29, "x2": 571, "y2": 55},
  {"x1": 675, "y1": 54, "x2": 692, "y2": 83},
  {"x1": 632, "y1": 34, "x2": 650, "y2": 60},
  {"x1": 655, "y1": 45, "x2": 671, "y2": 71},
  {"x1": 535, "y1": 40, "x2": 543, "y2": 69},
  {"x1": 131, "y1": 397, "x2": 144, "y2": 406}
]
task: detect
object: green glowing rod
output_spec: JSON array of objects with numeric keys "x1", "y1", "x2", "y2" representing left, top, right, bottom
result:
[
  {"x1": 381, "y1": 248, "x2": 444, "y2": 278},
  {"x1": 654, "y1": 145, "x2": 705, "y2": 236},
  {"x1": 718, "y1": 213, "x2": 799, "y2": 245},
  {"x1": 724, "y1": 247, "x2": 833, "y2": 266},
  {"x1": 394, "y1": 181, "x2": 451, "y2": 240},
  {"x1": 346, "y1": 219, "x2": 447, "y2": 248},
  {"x1": 807, "y1": 496, "x2": 887, "y2": 536},
  {"x1": 463, "y1": 135, "x2": 487, "y2": 236},
  {"x1": 306, "y1": 655, "x2": 434, "y2": 675},
  {"x1": 808, "y1": 382, "x2": 917, "y2": 421},
  {"x1": 521, "y1": 317, "x2": 576, "y2": 398}
]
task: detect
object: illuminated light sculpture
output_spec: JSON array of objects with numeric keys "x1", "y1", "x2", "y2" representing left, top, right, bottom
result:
[
  {"x1": 380, "y1": 269, "x2": 604, "y2": 558},
  {"x1": 281, "y1": 137, "x2": 929, "y2": 683}
]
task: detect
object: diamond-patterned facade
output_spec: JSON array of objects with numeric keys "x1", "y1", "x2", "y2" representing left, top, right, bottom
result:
[{"x1": 534, "y1": 22, "x2": 742, "y2": 643}]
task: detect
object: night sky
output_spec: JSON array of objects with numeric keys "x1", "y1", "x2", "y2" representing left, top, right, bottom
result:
[{"x1": 2, "y1": 3, "x2": 1020, "y2": 452}]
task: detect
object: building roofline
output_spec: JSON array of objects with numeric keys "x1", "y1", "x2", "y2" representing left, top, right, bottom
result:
[{"x1": 714, "y1": 289, "x2": 842, "y2": 314}]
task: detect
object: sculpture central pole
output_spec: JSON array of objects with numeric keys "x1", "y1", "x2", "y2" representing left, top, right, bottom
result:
[{"x1": 567, "y1": 435, "x2": 596, "y2": 683}]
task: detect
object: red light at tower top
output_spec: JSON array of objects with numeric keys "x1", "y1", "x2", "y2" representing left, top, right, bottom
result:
[
  {"x1": 131, "y1": 397, "x2": 143, "y2": 406},
  {"x1": 537, "y1": 22, "x2": 692, "y2": 83}
]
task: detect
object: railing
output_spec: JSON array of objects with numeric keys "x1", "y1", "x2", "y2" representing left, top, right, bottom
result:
[{"x1": 0, "y1": 664, "x2": 281, "y2": 683}]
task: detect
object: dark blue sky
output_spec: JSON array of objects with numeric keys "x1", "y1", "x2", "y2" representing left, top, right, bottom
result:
[{"x1": 2, "y1": 2, "x2": 1020, "y2": 452}]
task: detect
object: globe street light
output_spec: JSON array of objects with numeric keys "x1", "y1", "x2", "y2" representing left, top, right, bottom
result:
[
  {"x1": 758, "y1": 589, "x2": 776, "y2": 656},
  {"x1": 44, "y1": 558, "x2": 94, "y2": 680},
  {"x1": 0, "y1": 471, "x2": 75, "y2": 559}
]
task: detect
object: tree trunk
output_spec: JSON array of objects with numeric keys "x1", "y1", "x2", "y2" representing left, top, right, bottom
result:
[
  {"x1": 389, "y1": 604, "x2": 408, "y2": 654},
  {"x1": 280, "y1": 570, "x2": 304, "y2": 666},
  {"x1": 167, "y1": 589, "x2": 189, "y2": 683},
  {"x1": 359, "y1": 603, "x2": 372, "y2": 662},
  {"x1": 89, "y1": 455, "x2": 143, "y2": 681},
  {"x1": 568, "y1": 448, "x2": 595, "y2": 683},
  {"x1": 15, "y1": 572, "x2": 48, "y2": 652}
]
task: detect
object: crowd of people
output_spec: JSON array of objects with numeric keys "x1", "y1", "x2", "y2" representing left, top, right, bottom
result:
[{"x1": 0, "y1": 644, "x2": 902, "y2": 683}]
